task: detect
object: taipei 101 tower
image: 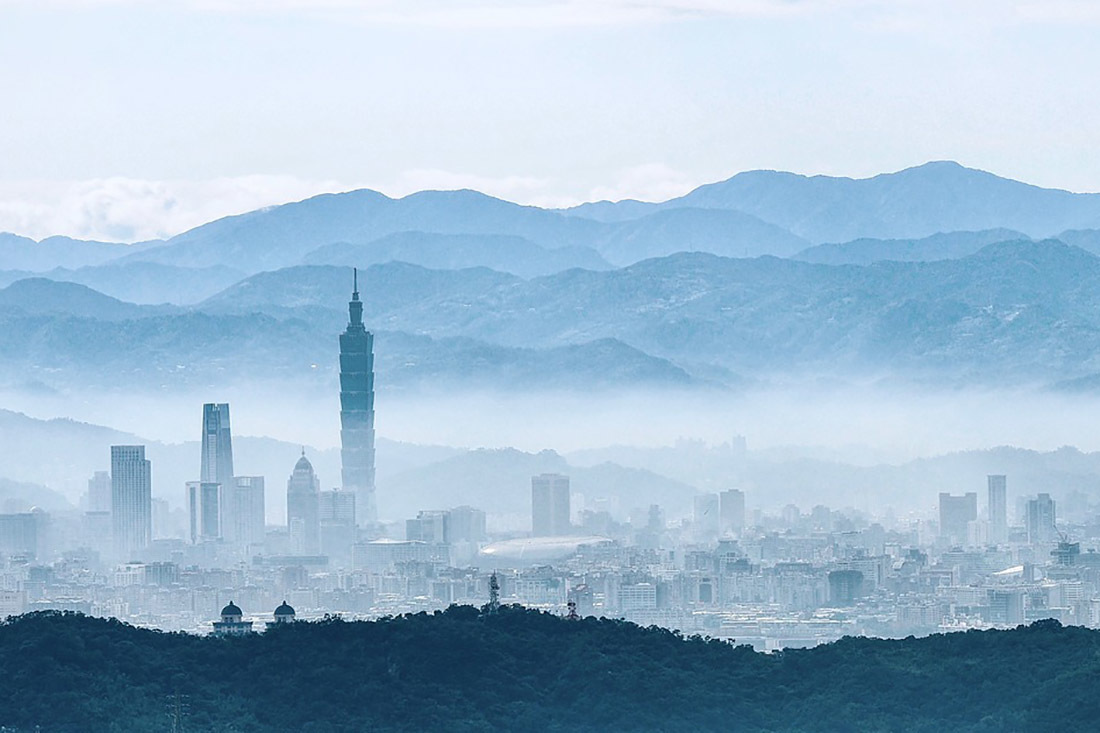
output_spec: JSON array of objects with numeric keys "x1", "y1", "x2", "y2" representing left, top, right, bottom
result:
[{"x1": 339, "y1": 268, "x2": 377, "y2": 525}]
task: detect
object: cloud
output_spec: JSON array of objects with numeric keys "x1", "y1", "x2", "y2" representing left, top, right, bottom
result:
[
  {"x1": 584, "y1": 164, "x2": 697, "y2": 204},
  {"x1": 0, "y1": 176, "x2": 355, "y2": 242},
  {"x1": 0, "y1": 165, "x2": 701, "y2": 241}
]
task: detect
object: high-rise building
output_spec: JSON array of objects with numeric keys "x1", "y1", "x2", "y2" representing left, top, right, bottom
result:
[
  {"x1": 532, "y1": 474, "x2": 571, "y2": 536},
  {"x1": 987, "y1": 475, "x2": 1008, "y2": 544},
  {"x1": 87, "y1": 471, "x2": 112, "y2": 513},
  {"x1": 111, "y1": 445, "x2": 151, "y2": 558},
  {"x1": 828, "y1": 569, "x2": 864, "y2": 605},
  {"x1": 320, "y1": 489, "x2": 357, "y2": 525},
  {"x1": 287, "y1": 452, "x2": 320, "y2": 555},
  {"x1": 228, "y1": 476, "x2": 266, "y2": 548},
  {"x1": 201, "y1": 403, "x2": 234, "y2": 486},
  {"x1": 694, "y1": 493, "x2": 721, "y2": 539},
  {"x1": 938, "y1": 492, "x2": 977, "y2": 545},
  {"x1": 1026, "y1": 493, "x2": 1057, "y2": 544},
  {"x1": 151, "y1": 497, "x2": 172, "y2": 540},
  {"x1": 719, "y1": 489, "x2": 745, "y2": 534},
  {"x1": 339, "y1": 269, "x2": 377, "y2": 526},
  {"x1": 810, "y1": 504, "x2": 833, "y2": 532},
  {"x1": 319, "y1": 488, "x2": 356, "y2": 565},
  {"x1": 448, "y1": 506, "x2": 487, "y2": 543},
  {"x1": 0, "y1": 512, "x2": 41, "y2": 558},
  {"x1": 988, "y1": 589, "x2": 1026, "y2": 624},
  {"x1": 200, "y1": 403, "x2": 234, "y2": 537},
  {"x1": 187, "y1": 481, "x2": 222, "y2": 543},
  {"x1": 407, "y1": 510, "x2": 450, "y2": 544}
]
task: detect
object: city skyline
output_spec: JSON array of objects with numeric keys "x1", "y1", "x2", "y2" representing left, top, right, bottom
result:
[{"x1": 4, "y1": 0, "x2": 1099, "y2": 727}]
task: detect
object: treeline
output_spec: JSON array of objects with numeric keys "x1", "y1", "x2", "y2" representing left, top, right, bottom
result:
[{"x1": 0, "y1": 607, "x2": 1096, "y2": 732}]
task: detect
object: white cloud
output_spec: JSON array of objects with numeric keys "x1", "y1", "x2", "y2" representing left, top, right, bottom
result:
[
  {"x1": 0, "y1": 165, "x2": 702, "y2": 241},
  {"x1": 584, "y1": 164, "x2": 697, "y2": 204},
  {"x1": 0, "y1": 176, "x2": 355, "y2": 242}
]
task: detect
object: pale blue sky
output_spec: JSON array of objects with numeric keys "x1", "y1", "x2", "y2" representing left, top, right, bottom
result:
[{"x1": 1, "y1": 0, "x2": 1098, "y2": 240}]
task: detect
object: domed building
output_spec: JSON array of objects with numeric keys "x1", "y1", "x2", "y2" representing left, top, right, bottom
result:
[
  {"x1": 273, "y1": 600, "x2": 296, "y2": 623},
  {"x1": 212, "y1": 600, "x2": 253, "y2": 636},
  {"x1": 264, "y1": 600, "x2": 297, "y2": 631}
]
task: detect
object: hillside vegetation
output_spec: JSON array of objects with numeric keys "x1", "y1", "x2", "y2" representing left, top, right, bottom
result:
[{"x1": 0, "y1": 608, "x2": 1095, "y2": 732}]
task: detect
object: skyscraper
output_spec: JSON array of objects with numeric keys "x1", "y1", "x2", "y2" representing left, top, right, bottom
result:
[
  {"x1": 229, "y1": 476, "x2": 266, "y2": 549},
  {"x1": 186, "y1": 480, "x2": 221, "y2": 543},
  {"x1": 532, "y1": 473, "x2": 571, "y2": 536},
  {"x1": 1026, "y1": 493, "x2": 1057, "y2": 544},
  {"x1": 87, "y1": 470, "x2": 112, "y2": 513},
  {"x1": 200, "y1": 403, "x2": 234, "y2": 536},
  {"x1": 287, "y1": 452, "x2": 321, "y2": 555},
  {"x1": 339, "y1": 269, "x2": 377, "y2": 525},
  {"x1": 938, "y1": 492, "x2": 977, "y2": 546},
  {"x1": 407, "y1": 510, "x2": 449, "y2": 544},
  {"x1": 111, "y1": 445, "x2": 151, "y2": 558},
  {"x1": 694, "y1": 493, "x2": 721, "y2": 539},
  {"x1": 987, "y1": 475, "x2": 1008, "y2": 544},
  {"x1": 201, "y1": 403, "x2": 234, "y2": 486},
  {"x1": 719, "y1": 489, "x2": 745, "y2": 534},
  {"x1": 448, "y1": 505, "x2": 487, "y2": 543},
  {"x1": 319, "y1": 488, "x2": 357, "y2": 565}
]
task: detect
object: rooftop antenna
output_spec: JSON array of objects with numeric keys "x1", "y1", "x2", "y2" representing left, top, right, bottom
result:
[
  {"x1": 487, "y1": 571, "x2": 500, "y2": 613},
  {"x1": 353, "y1": 267, "x2": 359, "y2": 300}
]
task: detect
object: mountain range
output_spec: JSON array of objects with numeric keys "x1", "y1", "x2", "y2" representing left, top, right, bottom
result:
[
  {"x1": 3, "y1": 162, "x2": 1100, "y2": 393},
  {"x1": 566, "y1": 160, "x2": 1100, "y2": 242},
  {"x1": 5, "y1": 238, "x2": 1100, "y2": 390},
  {"x1": 9, "y1": 161, "x2": 1100, "y2": 275}
]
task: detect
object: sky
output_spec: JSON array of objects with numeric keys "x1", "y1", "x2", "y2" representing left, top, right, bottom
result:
[{"x1": 1, "y1": 0, "x2": 1099, "y2": 241}]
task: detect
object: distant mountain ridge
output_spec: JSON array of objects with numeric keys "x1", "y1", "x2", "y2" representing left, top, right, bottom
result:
[
  {"x1": 0, "y1": 278, "x2": 178, "y2": 320},
  {"x1": 794, "y1": 229, "x2": 1031, "y2": 265},
  {"x1": 303, "y1": 230, "x2": 612, "y2": 278},
  {"x1": 194, "y1": 241, "x2": 1100, "y2": 385},
  {"x1": 0, "y1": 233, "x2": 156, "y2": 271},
  {"x1": 4, "y1": 163, "x2": 1100, "y2": 394},
  {"x1": 659, "y1": 161, "x2": 1100, "y2": 242},
  {"x1": 6, "y1": 161, "x2": 1100, "y2": 276}
]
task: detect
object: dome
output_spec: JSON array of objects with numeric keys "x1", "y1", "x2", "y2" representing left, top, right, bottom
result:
[
  {"x1": 220, "y1": 601, "x2": 242, "y2": 617},
  {"x1": 274, "y1": 601, "x2": 295, "y2": 617},
  {"x1": 294, "y1": 452, "x2": 313, "y2": 473}
]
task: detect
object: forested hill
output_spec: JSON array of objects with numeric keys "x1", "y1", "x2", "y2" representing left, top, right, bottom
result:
[{"x1": 1, "y1": 609, "x2": 1096, "y2": 732}]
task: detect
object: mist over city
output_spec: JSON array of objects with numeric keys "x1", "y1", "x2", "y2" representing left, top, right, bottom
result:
[{"x1": 4, "y1": 1, "x2": 1100, "y2": 731}]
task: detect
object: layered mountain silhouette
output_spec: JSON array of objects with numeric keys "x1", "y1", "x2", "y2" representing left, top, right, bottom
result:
[
  {"x1": 4, "y1": 162, "x2": 1100, "y2": 392},
  {"x1": 192, "y1": 241, "x2": 1100, "y2": 382},
  {"x1": 6, "y1": 161, "x2": 1100, "y2": 274}
]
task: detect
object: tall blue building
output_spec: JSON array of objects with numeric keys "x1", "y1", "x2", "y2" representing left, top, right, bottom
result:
[
  {"x1": 190, "y1": 403, "x2": 234, "y2": 543},
  {"x1": 339, "y1": 269, "x2": 377, "y2": 525},
  {"x1": 111, "y1": 445, "x2": 151, "y2": 558},
  {"x1": 201, "y1": 403, "x2": 234, "y2": 487}
]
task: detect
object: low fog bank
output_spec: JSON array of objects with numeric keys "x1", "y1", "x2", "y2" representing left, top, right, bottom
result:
[
  {"x1": 11, "y1": 381, "x2": 1100, "y2": 459},
  {"x1": 4, "y1": 383, "x2": 1100, "y2": 526}
]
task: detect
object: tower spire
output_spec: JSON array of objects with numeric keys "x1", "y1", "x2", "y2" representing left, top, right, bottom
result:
[
  {"x1": 340, "y1": 263, "x2": 376, "y2": 525},
  {"x1": 348, "y1": 269, "x2": 364, "y2": 327}
]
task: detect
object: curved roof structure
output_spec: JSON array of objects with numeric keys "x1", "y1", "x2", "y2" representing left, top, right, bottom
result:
[{"x1": 478, "y1": 536, "x2": 613, "y2": 566}]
